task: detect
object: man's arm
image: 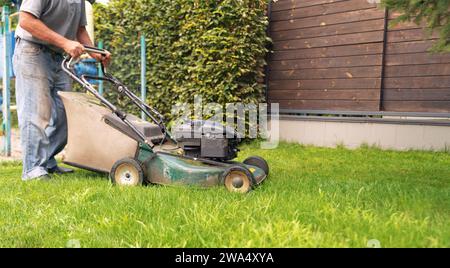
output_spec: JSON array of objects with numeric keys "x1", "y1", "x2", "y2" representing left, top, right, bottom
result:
[
  {"x1": 19, "y1": 11, "x2": 84, "y2": 57},
  {"x1": 76, "y1": 26, "x2": 111, "y2": 65},
  {"x1": 76, "y1": 26, "x2": 94, "y2": 48}
]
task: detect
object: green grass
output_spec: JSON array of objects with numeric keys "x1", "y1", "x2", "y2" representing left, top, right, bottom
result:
[{"x1": 0, "y1": 142, "x2": 449, "y2": 248}]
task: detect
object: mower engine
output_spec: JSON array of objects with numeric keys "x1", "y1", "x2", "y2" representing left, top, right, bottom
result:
[{"x1": 174, "y1": 120, "x2": 240, "y2": 161}]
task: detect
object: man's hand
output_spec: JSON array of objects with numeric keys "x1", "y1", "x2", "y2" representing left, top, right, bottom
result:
[
  {"x1": 90, "y1": 51, "x2": 112, "y2": 66},
  {"x1": 76, "y1": 26, "x2": 111, "y2": 65},
  {"x1": 63, "y1": 40, "x2": 85, "y2": 58}
]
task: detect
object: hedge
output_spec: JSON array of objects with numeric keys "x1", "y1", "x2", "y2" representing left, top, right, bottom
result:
[{"x1": 94, "y1": 0, "x2": 271, "y2": 121}]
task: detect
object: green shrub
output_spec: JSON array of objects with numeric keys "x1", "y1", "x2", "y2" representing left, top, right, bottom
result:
[{"x1": 94, "y1": 0, "x2": 270, "y2": 121}]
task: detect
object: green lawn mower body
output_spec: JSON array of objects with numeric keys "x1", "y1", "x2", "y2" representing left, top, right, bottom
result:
[
  {"x1": 60, "y1": 47, "x2": 268, "y2": 193},
  {"x1": 136, "y1": 145, "x2": 267, "y2": 188}
]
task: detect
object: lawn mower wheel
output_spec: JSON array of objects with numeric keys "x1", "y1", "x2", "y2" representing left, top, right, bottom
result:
[
  {"x1": 110, "y1": 158, "x2": 144, "y2": 187},
  {"x1": 222, "y1": 165, "x2": 256, "y2": 193},
  {"x1": 243, "y1": 156, "x2": 269, "y2": 175}
]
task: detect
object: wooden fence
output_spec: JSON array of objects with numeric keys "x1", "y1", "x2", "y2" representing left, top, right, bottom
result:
[{"x1": 267, "y1": 0, "x2": 450, "y2": 113}]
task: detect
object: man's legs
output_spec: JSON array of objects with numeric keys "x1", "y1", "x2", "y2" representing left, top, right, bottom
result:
[
  {"x1": 13, "y1": 40, "x2": 53, "y2": 180},
  {"x1": 46, "y1": 59, "x2": 72, "y2": 170}
]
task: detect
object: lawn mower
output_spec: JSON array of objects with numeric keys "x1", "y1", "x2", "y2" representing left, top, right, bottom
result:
[{"x1": 59, "y1": 46, "x2": 269, "y2": 193}]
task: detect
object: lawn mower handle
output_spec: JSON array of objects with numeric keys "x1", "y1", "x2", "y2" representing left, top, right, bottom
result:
[
  {"x1": 61, "y1": 47, "x2": 175, "y2": 148},
  {"x1": 61, "y1": 51, "x2": 155, "y2": 149},
  {"x1": 83, "y1": 46, "x2": 109, "y2": 75},
  {"x1": 84, "y1": 45, "x2": 110, "y2": 56}
]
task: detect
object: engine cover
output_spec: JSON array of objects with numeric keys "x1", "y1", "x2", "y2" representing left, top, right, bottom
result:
[{"x1": 174, "y1": 120, "x2": 240, "y2": 161}]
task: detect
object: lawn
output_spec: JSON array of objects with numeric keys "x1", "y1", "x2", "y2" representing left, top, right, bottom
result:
[{"x1": 0, "y1": 142, "x2": 449, "y2": 248}]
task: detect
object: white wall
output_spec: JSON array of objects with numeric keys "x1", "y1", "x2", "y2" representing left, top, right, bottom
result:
[{"x1": 272, "y1": 117, "x2": 450, "y2": 151}]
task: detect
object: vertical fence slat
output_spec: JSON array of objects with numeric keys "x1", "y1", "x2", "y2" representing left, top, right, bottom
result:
[
  {"x1": 98, "y1": 40, "x2": 104, "y2": 96},
  {"x1": 379, "y1": 8, "x2": 389, "y2": 111},
  {"x1": 2, "y1": 6, "x2": 11, "y2": 157},
  {"x1": 140, "y1": 34, "x2": 147, "y2": 120}
]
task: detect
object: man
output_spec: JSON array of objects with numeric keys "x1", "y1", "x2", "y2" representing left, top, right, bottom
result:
[{"x1": 13, "y1": 0, "x2": 111, "y2": 181}]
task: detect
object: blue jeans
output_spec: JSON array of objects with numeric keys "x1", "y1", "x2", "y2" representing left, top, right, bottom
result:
[{"x1": 13, "y1": 39, "x2": 71, "y2": 180}]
